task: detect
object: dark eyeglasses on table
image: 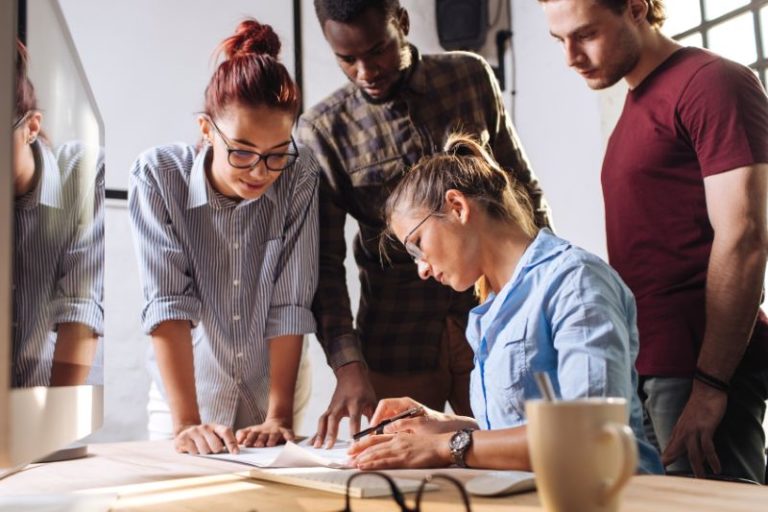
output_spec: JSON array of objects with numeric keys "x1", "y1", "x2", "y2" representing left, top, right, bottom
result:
[{"x1": 339, "y1": 472, "x2": 472, "y2": 512}]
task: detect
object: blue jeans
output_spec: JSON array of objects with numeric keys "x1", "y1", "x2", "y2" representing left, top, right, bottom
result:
[{"x1": 640, "y1": 367, "x2": 768, "y2": 483}]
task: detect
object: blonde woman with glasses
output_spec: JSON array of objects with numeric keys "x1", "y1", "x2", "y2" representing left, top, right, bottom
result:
[{"x1": 348, "y1": 134, "x2": 662, "y2": 474}]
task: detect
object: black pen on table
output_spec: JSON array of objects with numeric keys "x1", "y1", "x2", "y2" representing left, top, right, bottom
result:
[{"x1": 352, "y1": 406, "x2": 424, "y2": 441}]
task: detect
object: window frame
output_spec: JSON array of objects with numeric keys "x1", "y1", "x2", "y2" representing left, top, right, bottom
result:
[{"x1": 672, "y1": 0, "x2": 768, "y2": 86}]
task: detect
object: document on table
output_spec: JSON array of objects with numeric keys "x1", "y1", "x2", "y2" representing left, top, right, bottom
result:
[{"x1": 201, "y1": 439, "x2": 352, "y2": 469}]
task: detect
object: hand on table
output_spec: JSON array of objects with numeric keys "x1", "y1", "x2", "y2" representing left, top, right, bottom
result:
[
  {"x1": 174, "y1": 423, "x2": 239, "y2": 455},
  {"x1": 313, "y1": 362, "x2": 376, "y2": 448},
  {"x1": 348, "y1": 432, "x2": 452, "y2": 470},
  {"x1": 236, "y1": 417, "x2": 295, "y2": 448}
]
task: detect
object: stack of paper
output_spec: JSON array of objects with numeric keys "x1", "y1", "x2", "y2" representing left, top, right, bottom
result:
[{"x1": 202, "y1": 439, "x2": 352, "y2": 469}]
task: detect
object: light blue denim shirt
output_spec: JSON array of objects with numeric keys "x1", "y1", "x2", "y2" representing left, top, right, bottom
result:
[{"x1": 467, "y1": 229, "x2": 663, "y2": 474}]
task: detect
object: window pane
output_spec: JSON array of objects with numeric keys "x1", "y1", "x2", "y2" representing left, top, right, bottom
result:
[
  {"x1": 762, "y1": 6, "x2": 768, "y2": 58},
  {"x1": 708, "y1": 12, "x2": 758, "y2": 66},
  {"x1": 663, "y1": 0, "x2": 701, "y2": 37},
  {"x1": 704, "y1": 0, "x2": 749, "y2": 20},
  {"x1": 678, "y1": 32, "x2": 704, "y2": 49}
]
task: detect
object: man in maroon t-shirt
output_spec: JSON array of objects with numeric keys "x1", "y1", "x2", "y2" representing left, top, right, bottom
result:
[{"x1": 540, "y1": 0, "x2": 768, "y2": 482}]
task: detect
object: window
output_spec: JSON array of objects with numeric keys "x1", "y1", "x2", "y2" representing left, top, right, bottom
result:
[{"x1": 663, "y1": 0, "x2": 768, "y2": 87}]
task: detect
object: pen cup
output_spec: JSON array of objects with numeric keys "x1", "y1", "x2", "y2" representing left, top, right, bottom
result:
[{"x1": 526, "y1": 398, "x2": 637, "y2": 512}]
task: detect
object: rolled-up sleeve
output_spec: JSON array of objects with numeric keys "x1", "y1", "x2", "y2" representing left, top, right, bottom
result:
[
  {"x1": 265, "y1": 149, "x2": 320, "y2": 340},
  {"x1": 128, "y1": 161, "x2": 201, "y2": 334}
]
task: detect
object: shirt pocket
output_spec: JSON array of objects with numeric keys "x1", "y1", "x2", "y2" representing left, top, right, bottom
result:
[
  {"x1": 348, "y1": 154, "x2": 407, "y2": 218},
  {"x1": 480, "y1": 320, "x2": 529, "y2": 426},
  {"x1": 349, "y1": 154, "x2": 406, "y2": 187},
  {"x1": 492, "y1": 320, "x2": 528, "y2": 391}
]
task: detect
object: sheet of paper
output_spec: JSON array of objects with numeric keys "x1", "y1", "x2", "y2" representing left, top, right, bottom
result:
[{"x1": 202, "y1": 440, "x2": 352, "y2": 468}]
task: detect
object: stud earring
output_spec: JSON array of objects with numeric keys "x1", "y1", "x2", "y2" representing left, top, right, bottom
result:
[{"x1": 27, "y1": 135, "x2": 37, "y2": 145}]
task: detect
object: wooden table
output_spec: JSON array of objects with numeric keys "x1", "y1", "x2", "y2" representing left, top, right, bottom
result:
[{"x1": 0, "y1": 441, "x2": 766, "y2": 511}]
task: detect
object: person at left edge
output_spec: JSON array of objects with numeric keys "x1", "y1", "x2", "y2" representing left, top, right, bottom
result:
[
  {"x1": 128, "y1": 19, "x2": 319, "y2": 455},
  {"x1": 13, "y1": 39, "x2": 104, "y2": 387}
]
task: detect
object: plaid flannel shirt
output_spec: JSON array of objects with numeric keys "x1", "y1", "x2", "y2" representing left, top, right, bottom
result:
[{"x1": 298, "y1": 46, "x2": 552, "y2": 373}]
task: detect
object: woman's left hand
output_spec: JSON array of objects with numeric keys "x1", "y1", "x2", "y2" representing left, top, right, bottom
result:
[
  {"x1": 236, "y1": 417, "x2": 295, "y2": 447},
  {"x1": 348, "y1": 432, "x2": 452, "y2": 470}
]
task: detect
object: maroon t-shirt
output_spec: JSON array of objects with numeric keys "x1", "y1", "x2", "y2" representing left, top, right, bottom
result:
[{"x1": 602, "y1": 47, "x2": 768, "y2": 377}]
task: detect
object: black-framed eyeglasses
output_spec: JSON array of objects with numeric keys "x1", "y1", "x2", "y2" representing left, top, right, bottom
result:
[
  {"x1": 203, "y1": 114, "x2": 299, "y2": 172},
  {"x1": 402, "y1": 211, "x2": 440, "y2": 263},
  {"x1": 340, "y1": 472, "x2": 472, "y2": 512}
]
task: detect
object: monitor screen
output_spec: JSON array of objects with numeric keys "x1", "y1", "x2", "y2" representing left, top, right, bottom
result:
[{"x1": 0, "y1": 0, "x2": 103, "y2": 469}]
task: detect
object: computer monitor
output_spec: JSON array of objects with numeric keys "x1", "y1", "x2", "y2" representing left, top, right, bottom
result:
[{"x1": 0, "y1": 0, "x2": 103, "y2": 470}]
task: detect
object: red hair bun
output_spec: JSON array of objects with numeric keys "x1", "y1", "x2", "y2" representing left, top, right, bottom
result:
[{"x1": 219, "y1": 19, "x2": 281, "y2": 61}]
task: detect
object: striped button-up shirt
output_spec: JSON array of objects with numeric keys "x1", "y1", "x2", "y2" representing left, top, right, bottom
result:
[
  {"x1": 13, "y1": 140, "x2": 105, "y2": 387},
  {"x1": 298, "y1": 46, "x2": 551, "y2": 372},
  {"x1": 129, "y1": 143, "x2": 319, "y2": 427}
]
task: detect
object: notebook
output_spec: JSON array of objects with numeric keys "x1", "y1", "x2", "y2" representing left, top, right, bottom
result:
[{"x1": 248, "y1": 467, "x2": 434, "y2": 498}]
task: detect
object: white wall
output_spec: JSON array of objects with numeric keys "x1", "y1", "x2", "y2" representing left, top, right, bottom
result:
[
  {"x1": 57, "y1": 0, "x2": 606, "y2": 442},
  {"x1": 511, "y1": 1, "x2": 611, "y2": 258}
]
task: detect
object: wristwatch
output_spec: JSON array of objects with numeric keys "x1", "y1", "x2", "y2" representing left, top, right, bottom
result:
[{"x1": 449, "y1": 428, "x2": 474, "y2": 468}]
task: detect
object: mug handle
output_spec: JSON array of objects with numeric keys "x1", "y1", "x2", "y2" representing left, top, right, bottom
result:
[{"x1": 598, "y1": 423, "x2": 638, "y2": 505}]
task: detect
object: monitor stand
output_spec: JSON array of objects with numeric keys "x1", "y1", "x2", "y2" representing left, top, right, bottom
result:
[
  {"x1": 0, "y1": 443, "x2": 88, "y2": 481},
  {"x1": 34, "y1": 442, "x2": 88, "y2": 463}
]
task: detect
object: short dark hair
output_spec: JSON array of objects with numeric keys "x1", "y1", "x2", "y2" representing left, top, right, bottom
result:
[
  {"x1": 538, "y1": 0, "x2": 666, "y2": 29},
  {"x1": 314, "y1": 0, "x2": 401, "y2": 26}
]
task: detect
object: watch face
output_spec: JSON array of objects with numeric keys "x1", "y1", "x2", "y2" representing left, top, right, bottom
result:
[{"x1": 450, "y1": 430, "x2": 470, "y2": 450}]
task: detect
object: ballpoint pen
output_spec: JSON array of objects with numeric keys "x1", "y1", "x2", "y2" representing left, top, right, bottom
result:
[{"x1": 352, "y1": 406, "x2": 425, "y2": 440}]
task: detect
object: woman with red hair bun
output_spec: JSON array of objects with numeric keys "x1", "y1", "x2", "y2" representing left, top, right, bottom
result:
[{"x1": 129, "y1": 19, "x2": 319, "y2": 455}]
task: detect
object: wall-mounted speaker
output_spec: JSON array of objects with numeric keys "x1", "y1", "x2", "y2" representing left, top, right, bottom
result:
[{"x1": 436, "y1": 0, "x2": 489, "y2": 51}]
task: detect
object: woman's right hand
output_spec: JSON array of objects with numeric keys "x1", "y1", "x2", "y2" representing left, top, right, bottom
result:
[
  {"x1": 173, "y1": 423, "x2": 239, "y2": 455},
  {"x1": 370, "y1": 397, "x2": 470, "y2": 435}
]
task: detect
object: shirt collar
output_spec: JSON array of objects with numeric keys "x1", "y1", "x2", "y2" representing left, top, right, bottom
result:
[
  {"x1": 187, "y1": 144, "x2": 277, "y2": 210},
  {"x1": 518, "y1": 228, "x2": 570, "y2": 271},
  {"x1": 469, "y1": 228, "x2": 570, "y2": 322},
  {"x1": 494, "y1": 228, "x2": 570, "y2": 298},
  {"x1": 17, "y1": 140, "x2": 64, "y2": 210},
  {"x1": 403, "y1": 45, "x2": 428, "y2": 95},
  {"x1": 467, "y1": 229, "x2": 570, "y2": 351},
  {"x1": 186, "y1": 146, "x2": 209, "y2": 209}
]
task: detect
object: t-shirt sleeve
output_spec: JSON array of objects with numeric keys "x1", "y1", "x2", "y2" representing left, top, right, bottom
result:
[{"x1": 678, "y1": 58, "x2": 768, "y2": 177}]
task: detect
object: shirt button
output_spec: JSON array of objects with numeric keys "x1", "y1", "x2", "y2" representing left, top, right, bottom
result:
[
  {"x1": 236, "y1": 378, "x2": 242, "y2": 385},
  {"x1": 237, "y1": 352, "x2": 243, "y2": 358},
  {"x1": 233, "y1": 280, "x2": 240, "y2": 287},
  {"x1": 233, "y1": 315, "x2": 241, "y2": 321},
  {"x1": 233, "y1": 242, "x2": 240, "y2": 250}
]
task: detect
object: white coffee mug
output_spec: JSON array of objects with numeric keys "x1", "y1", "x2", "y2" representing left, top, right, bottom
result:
[{"x1": 526, "y1": 398, "x2": 637, "y2": 512}]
